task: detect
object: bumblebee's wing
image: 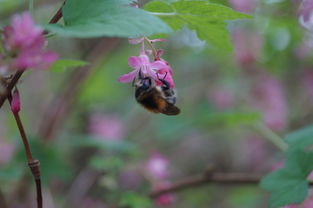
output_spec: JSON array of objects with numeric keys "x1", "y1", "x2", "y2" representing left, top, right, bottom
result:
[{"x1": 160, "y1": 104, "x2": 181, "y2": 115}]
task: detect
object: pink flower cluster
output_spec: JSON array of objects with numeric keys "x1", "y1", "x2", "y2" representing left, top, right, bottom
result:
[
  {"x1": 145, "y1": 153, "x2": 175, "y2": 206},
  {"x1": 0, "y1": 12, "x2": 58, "y2": 72},
  {"x1": 118, "y1": 38, "x2": 175, "y2": 88}
]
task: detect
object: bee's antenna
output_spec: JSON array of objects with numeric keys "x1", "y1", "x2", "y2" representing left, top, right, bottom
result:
[
  {"x1": 163, "y1": 72, "x2": 168, "y2": 80},
  {"x1": 156, "y1": 72, "x2": 160, "y2": 80}
]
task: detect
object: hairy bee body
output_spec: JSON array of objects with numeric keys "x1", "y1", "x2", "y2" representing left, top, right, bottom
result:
[{"x1": 134, "y1": 76, "x2": 180, "y2": 116}]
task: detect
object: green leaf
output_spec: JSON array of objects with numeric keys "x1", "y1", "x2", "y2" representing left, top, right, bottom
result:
[
  {"x1": 49, "y1": 59, "x2": 89, "y2": 72},
  {"x1": 144, "y1": 0, "x2": 251, "y2": 50},
  {"x1": 45, "y1": 0, "x2": 171, "y2": 38},
  {"x1": 285, "y1": 124, "x2": 313, "y2": 151},
  {"x1": 120, "y1": 192, "x2": 152, "y2": 208},
  {"x1": 260, "y1": 149, "x2": 313, "y2": 208}
]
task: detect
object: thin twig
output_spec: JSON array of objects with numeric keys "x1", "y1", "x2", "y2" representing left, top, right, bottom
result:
[
  {"x1": 0, "y1": 70, "x2": 24, "y2": 109},
  {"x1": 149, "y1": 172, "x2": 262, "y2": 198},
  {"x1": 143, "y1": 37, "x2": 158, "y2": 59},
  {"x1": 8, "y1": 94, "x2": 42, "y2": 208}
]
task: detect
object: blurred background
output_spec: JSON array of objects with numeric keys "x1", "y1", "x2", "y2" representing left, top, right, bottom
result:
[{"x1": 1, "y1": 0, "x2": 313, "y2": 207}]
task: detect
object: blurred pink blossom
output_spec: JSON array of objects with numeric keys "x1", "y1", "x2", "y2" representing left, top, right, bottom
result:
[
  {"x1": 145, "y1": 153, "x2": 169, "y2": 180},
  {"x1": 250, "y1": 73, "x2": 288, "y2": 131},
  {"x1": 1, "y1": 12, "x2": 58, "y2": 70},
  {"x1": 229, "y1": 0, "x2": 257, "y2": 13},
  {"x1": 208, "y1": 87, "x2": 234, "y2": 109},
  {"x1": 232, "y1": 29, "x2": 263, "y2": 68},
  {"x1": 153, "y1": 182, "x2": 175, "y2": 206},
  {"x1": 88, "y1": 114, "x2": 125, "y2": 141},
  {"x1": 298, "y1": 0, "x2": 313, "y2": 30},
  {"x1": 0, "y1": 139, "x2": 15, "y2": 165},
  {"x1": 10, "y1": 88, "x2": 20, "y2": 113}
]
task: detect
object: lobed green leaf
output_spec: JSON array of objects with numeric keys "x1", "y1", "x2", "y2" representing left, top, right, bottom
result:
[
  {"x1": 144, "y1": 0, "x2": 251, "y2": 50},
  {"x1": 45, "y1": 0, "x2": 171, "y2": 38}
]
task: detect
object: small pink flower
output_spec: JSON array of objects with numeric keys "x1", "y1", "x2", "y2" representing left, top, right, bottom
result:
[
  {"x1": 120, "y1": 38, "x2": 175, "y2": 87},
  {"x1": 3, "y1": 12, "x2": 43, "y2": 51},
  {"x1": 10, "y1": 88, "x2": 20, "y2": 113},
  {"x1": 1, "y1": 12, "x2": 58, "y2": 70},
  {"x1": 88, "y1": 114, "x2": 125, "y2": 141},
  {"x1": 145, "y1": 153, "x2": 169, "y2": 180},
  {"x1": 118, "y1": 52, "x2": 169, "y2": 84}
]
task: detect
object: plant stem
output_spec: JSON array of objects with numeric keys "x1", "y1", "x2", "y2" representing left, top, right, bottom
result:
[
  {"x1": 254, "y1": 123, "x2": 288, "y2": 151},
  {"x1": 144, "y1": 37, "x2": 158, "y2": 59},
  {"x1": 8, "y1": 94, "x2": 42, "y2": 208}
]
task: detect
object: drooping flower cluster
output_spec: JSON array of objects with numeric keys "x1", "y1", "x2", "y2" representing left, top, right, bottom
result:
[
  {"x1": 118, "y1": 37, "x2": 175, "y2": 88},
  {"x1": 0, "y1": 12, "x2": 58, "y2": 73}
]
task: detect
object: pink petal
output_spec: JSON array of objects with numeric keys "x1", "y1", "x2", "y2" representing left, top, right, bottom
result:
[
  {"x1": 11, "y1": 89, "x2": 20, "y2": 113},
  {"x1": 128, "y1": 38, "x2": 144, "y2": 44},
  {"x1": 156, "y1": 49, "x2": 164, "y2": 59},
  {"x1": 41, "y1": 51, "x2": 59, "y2": 66},
  {"x1": 150, "y1": 60, "x2": 168, "y2": 70},
  {"x1": 128, "y1": 56, "x2": 142, "y2": 68},
  {"x1": 118, "y1": 69, "x2": 139, "y2": 83},
  {"x1": 138, "y1": 54, "x2": 150, "y2": 65},
  {"x1": 150, "y1": 38, "x2": 166, "y2": 43},
  {"x1": 146, "y1": 68, "x2": 158, "y2": 81}
]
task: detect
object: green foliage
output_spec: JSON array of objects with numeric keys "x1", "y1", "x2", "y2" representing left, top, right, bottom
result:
[
  {"x1": 72, "y1": 135, "x2": 136, "y2": 153},
  {"x1": 89, "y1": 155, "x2": 124, "y2": 172},
  {"x1": 27, "y1": 139, "x2": 71, "y2": 184},
  {"x1": 49, "y1": 59, "x2": 89, "y2": 72},
  {"x1": 285, "y1": 124, "x2": 313, "y2": 151},
  {"x1": 144, "y1": 0, "x2": 251, "y2": 50},
  {"x1": 45, "y1": 0, "x2": 171, "y2": 38},
  {"x1": 120, "y1": 192, "x2": 153, "y2": 208},
  {"x1": 261, "y1": 124, "x2": 313, "y2": 207}
]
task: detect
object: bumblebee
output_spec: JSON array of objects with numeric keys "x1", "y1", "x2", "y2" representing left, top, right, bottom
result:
[{"x1": 133, "y1": 72, "x2": 180, "y2": 116}]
